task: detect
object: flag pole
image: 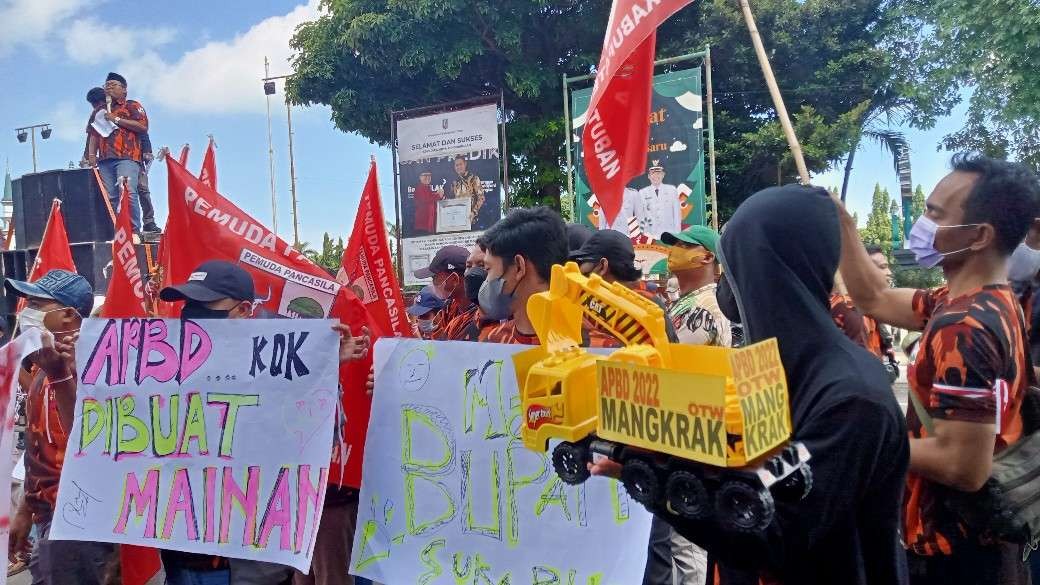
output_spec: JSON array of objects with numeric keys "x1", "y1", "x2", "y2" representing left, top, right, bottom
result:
[
  {"x1": 704, "y1": 45, "x2": 719, "y2": 231},
  {"x1": 738, "y1": 0, "x2": 810, "y2": 185}
]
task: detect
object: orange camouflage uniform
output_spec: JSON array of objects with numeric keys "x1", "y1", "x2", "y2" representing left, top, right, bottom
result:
[
  {"x1": 88, "y1": 97, "x2": 148, "y2": 162},
  {"x1": 24, "y1": 371, "x2": 69, "y2": 522},
  {"x1": 904, "y1": 285, "x2": 1027, "y2": 556}
]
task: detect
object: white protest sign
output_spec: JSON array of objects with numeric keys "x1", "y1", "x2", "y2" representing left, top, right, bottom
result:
[
  {"x1": 0, "y1": 330, "x2": 43, "y2": 585},
  {"x1": 50, "y1": 319, "x2": 340, "y2": 571},
  {"x1": 351, "y1": 339, "x2": 653, "y2": 584}
]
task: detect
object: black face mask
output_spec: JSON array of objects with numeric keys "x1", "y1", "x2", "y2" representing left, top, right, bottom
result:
[
  {"x1": 181, "y1": 302, "x2": 231, "y2": 320},
  {"x1": 464, "y1": 267, "x2": 488, "y2": 303}
]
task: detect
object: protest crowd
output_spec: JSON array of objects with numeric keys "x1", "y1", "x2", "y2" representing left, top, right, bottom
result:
[{"x1": 3, "y1": 2, "x2": 1040, "y2": 585}]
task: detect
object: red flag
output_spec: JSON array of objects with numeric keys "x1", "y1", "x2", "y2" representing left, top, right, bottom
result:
[
  {"x1": 161, "y1": 154, "x2": 379, "y2": 488},
  {"x1": 330, "y1": 159, "x2": 411, "y2": 488},
  {"x1": 18, "y1": 200, "x2": 76, "y2": 312},
  {"x1": 177, "y1": 143, "x2": 190, "y2": 166},
  {"x1": 29, "y1": 200, "x2": 76, "y2": 279},
  {"x1": 338, "y1": 160, "x2": 412, "y2": 338},
  {"x1": 161, "y1": 155, "x2": 350, "y2": 320},
  {"x1": 101, "y1": 183, "x2": 147, "y2": 317},
  {"x1": 119, "y1": 545, "x2": 162, "y2": 585},
  {"x1": 582, "y1": 0, "x2": 695, "y2": 226},
  {"x1": 199, "y1": 137, "x2": 217, "y2": 190}
]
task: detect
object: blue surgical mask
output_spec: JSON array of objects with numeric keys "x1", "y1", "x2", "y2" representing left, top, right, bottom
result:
[
  {"x1": 418, "y1": 320, "x2": 436, "y2": 334},
  {"x1": 908, "y1": 216, "x2": 978, "y2": 268},
  {"x1": 478, "y1": 274, "x2": 514, "y2": 321}
]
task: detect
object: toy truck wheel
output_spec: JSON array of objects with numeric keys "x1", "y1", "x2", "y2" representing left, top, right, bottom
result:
[
  {"x1": 621, "y1": 458, "x2": 660, "y2": 508},
  {"x1": 774, "y1": 463, "x2": 813, "y2": 501},
  {"x1": 665, "y1": 471, "x2": 710, "y2": 519},
  {"x1": 552, "y1": 441, "x2": 591, "y2": 484},
  {"x1": 716, "y1": 481, "x2": 775, "y2": 533}
]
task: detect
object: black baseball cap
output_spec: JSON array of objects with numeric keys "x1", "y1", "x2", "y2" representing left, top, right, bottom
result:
[
  {"x1": 414, "y1": 246, "x2": 468, "y2": 279},
  {"x1": 566, "y1": 223, "x2": 594, "y2": 253},
  {"x1": 5, "y1": 269, "x2": 94, "y2": 317},
  {"x1": 568, "y1": 229, "x2": 642, "y2": 281},
  {"x1": 160, "y1": 260, "x2": 255, "y2": 303}
]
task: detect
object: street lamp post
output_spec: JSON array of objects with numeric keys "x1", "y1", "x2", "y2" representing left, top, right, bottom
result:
[
  {"x1": 14, "y1": 123, "x2": 52, "y2": 173},
  {"x1": 262, "y1": 63, "x2": 301, "y2": 248}
]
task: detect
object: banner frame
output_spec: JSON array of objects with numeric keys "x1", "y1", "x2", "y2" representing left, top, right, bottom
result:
[
  {"x1": 390, "y1": 94, "x2": 505, "y2": 286},
  {"x1": 563, "y1": 49, "x2": 716, "y2": 229}
]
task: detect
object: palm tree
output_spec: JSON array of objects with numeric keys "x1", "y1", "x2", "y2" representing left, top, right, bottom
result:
[{"x1": 839, "y1": 88, "x2": 911, "y2": 203}]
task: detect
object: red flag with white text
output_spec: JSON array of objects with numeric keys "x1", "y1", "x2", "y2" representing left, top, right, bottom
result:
[
  {"x1": 199, "y1": 137, "x2": 217, "y2": 191},
  {"x1": 101, "y1": 183, "x2": 147, "y2": 317},
  {"x1": 582, "y1": 0, "x2": 695, "y2": 226},
  {"x1": 330, "y1": 159, "x2": 412, "y2": 487},
  {"x1": 338, "y1": 160, "x2": 411, "y2": 338}
]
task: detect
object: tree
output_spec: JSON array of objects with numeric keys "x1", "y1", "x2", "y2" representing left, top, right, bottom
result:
[
  {"x1": 859, "y1": 183, "x2": 894, "y2": 254},
  {"x1": 287, "y1": 0, "x2": 932, "y2": 217},
  {"x1": 296, "y1": 233, "x2": 344, "y2": 275},
  {"x1": 910, "y1": 184, "x2": 926, "y2": 222},
  {"x1": 903, "y1": 0, "x2": 1040, "y2": 169}
]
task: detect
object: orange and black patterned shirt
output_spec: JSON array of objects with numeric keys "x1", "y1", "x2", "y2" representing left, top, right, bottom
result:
[
  {"x1": 88, "y1": 98, "x2": 149, "y2": 162},
  {"x1": 435, "y1": 301, "x2": 483, "y2": 342},
  {"x1": 903, "y1": 285, "x2": 1027, "y2": 556},
  {"x1": 479, "y1": 319, "x2": 539, "y2": 345},
  {"x1": 24, "y1": 371, "x2": 70, "y2": 523},
  {"x1": 829, "y1": 293, "x2": 869, "y2": 348}
]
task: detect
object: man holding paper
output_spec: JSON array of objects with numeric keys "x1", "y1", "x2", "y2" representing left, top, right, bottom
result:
[
  {"x1": 87, "y1": 72, "x2": 148, "y2": 232},
  {"x1": 157, "y1": 260, "x2": 370, "y2": 585},
  {"x1": 4, "y1": 270, "x2": 114, "y2": 585}
]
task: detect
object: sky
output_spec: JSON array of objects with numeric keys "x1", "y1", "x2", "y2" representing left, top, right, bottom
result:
[{"x1": 0, "y1": 0, "x2": 968, "y2": 249}]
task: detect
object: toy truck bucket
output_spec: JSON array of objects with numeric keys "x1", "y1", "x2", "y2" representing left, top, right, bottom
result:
[{"x1": 594, "y1": 338, "x2": 792, "y2": 468}]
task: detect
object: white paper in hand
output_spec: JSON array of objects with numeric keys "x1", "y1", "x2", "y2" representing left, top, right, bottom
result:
[{"x1": 91, "y1": 109, "x2": 116, "y2": 138}]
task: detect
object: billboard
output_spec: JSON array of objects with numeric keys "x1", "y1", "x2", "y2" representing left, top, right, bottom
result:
[
  {"x1": 395, "y1": 101, "x2": 502, "y2": 286},
  {"x1": 571, "y1": 68, "x2": 706, "y2": 241}
]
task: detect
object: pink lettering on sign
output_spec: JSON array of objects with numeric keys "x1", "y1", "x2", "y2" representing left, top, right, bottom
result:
[
  {"x1": 162, "y1": 468, "x2": 199, "y2": 540},
  {"x1": 257, "y1": 466, "x2": 293, "y2": 551},
  {"x1": 81, "y1": 319, "x2": 215, "y2": 387},
  {"x1": 139, "y1": 320, "x2": 178, "y2": 384},
  {"x1": 179, "y1": 320, "x2": 212, "y2": 382}
]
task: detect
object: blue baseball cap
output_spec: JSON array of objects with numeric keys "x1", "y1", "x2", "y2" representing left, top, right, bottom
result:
[
  {"x1": 407, "y1": 285, "x2": 445, "y2": 316},
  {"x1": 5, "y1": 269, "x2": 94, "y2": 317}
]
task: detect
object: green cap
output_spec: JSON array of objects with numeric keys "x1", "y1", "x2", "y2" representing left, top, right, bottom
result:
[{"x1": 660, "y1": 225, "x2": 719, "y2": 254}]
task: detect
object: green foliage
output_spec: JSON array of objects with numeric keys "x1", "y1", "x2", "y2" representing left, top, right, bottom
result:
[
  {"x1": 902, "y1": 0, "x2": 1040, "y2": 169},
  {"x1": 893, "y1": 266, "x2": 945, "y2": 289},
  {"x1": 297, "y1": 233, "x2": 344, "y2": 275},
  {"x1": 287, "y1": 0, "x2": 941, "y2": 217},
  {"x1": 859, "y1": 184, "x2": 895, "y2": 255},
  {"x1": 910, "y1": 184, "x2": 926, "y2": 221}
]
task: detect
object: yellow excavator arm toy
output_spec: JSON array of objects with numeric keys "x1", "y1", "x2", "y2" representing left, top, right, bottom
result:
[{"x1": 513, "y1": 262, "x2": 811, "y2": 533}]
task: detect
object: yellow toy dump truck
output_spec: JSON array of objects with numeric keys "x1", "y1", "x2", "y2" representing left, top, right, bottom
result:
[{"x1": 512, "y1": 263, "x2": 811, "y2": 533}]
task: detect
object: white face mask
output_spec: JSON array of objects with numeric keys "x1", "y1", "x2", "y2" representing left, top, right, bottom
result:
[
  {"x1": 667, "y1": 291, "x2": 680, "y2": 302},
  {"x1": 16, "y1": 307, "x2": 48, "y2": 334}
]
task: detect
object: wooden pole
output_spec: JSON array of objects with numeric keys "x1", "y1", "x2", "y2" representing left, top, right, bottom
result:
[
  {"x1": 704, "y1": 46, "x2": 719, "y2": 231},
  {"x1": 738, "y1": 0, "x2": 810, "y2": 185}
]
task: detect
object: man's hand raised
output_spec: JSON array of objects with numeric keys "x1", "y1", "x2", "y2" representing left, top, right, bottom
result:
[{"x1": 332, "y1": 323, "x2": 370, "y2": 364}]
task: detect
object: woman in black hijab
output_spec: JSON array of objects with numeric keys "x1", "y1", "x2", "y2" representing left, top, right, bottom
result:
[{"x1": 619, "y1": 185, "x2": 909, "y2": 584}]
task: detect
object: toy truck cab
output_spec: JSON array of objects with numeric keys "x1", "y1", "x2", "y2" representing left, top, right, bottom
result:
[{"x1": 513, "y1": 263, "x2": 811, "y2": 533}]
